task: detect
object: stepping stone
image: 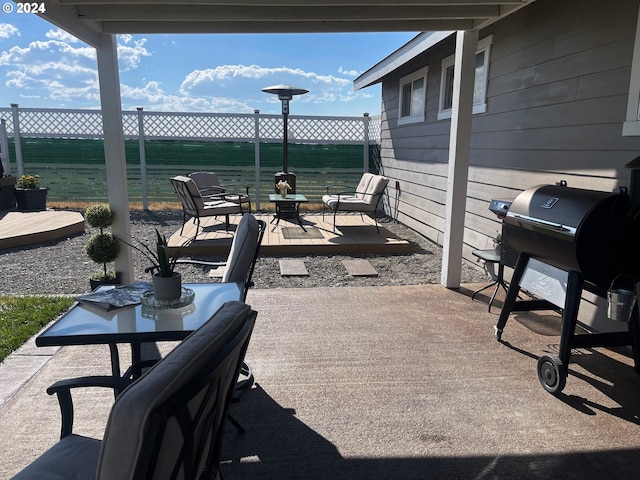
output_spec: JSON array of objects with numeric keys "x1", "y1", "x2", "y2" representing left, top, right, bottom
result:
[
  {"x1": 279, "y1": 259, "x2": 309, "y2": 276},
  {"x1": 342, "y1": 259, "x2": 378, "y2": 277},
  {"x1": 208, "y1": 266, "x2": 226, "y2": 278}
]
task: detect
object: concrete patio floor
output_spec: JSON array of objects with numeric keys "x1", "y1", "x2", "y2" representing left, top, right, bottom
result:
[{"x1": 1, "y1": 284, "x2": 640, "y2": 479}]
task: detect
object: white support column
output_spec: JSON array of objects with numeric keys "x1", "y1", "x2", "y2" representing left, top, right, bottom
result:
[
  {"x1": 136, "y1": 107, "x2": 149, "y2": 210},
  {"x1": 363, "y1": 113, "x2": 370, "y2": 173},
  {"x1": 96, "y1": 34, "x2": 134, "y2": 283},
  {"x1": 441, "y1": 30, "x2": 478, "y2": 289},
  {"x1": 10, "y1": 104, "x2": 24, "y2": 177},
  {"x1": 254, "y1": 109, "x2": 261, "y2": 210}
]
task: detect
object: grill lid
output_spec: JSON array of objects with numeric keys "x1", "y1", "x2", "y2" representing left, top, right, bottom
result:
[{"x1": 503, "y1": 182, "x2": 632, "y2": 288}]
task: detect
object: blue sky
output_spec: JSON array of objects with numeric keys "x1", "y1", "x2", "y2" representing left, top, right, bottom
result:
[{"x1": 0, "y1": 13, "x2": 417, "y2": 116}]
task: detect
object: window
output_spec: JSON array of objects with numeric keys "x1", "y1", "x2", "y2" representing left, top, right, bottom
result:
[
  {"x1": 623, "y1": 10, "x2": 640, "y2": 135},
  {"x1": 397, "y1": 66, "x2": 428, "y2": 125},
  {"x1": 438, "y1": 35, "x2": 493, "y2": 120}
]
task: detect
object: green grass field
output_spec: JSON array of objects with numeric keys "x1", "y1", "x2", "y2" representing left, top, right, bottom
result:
[{"x1": 0, "y1": 296, "x2": 74, "y2": 363}]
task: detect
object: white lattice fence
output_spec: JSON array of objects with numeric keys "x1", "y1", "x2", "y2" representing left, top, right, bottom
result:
[
  {"x1": 0, "y1": 106, "x2": 379, "y2": 144},
  {"x1": 0, "y1": 105, "x2": 381, "y2": 207},
  {"x1": 2, "y1": 108, "x2": 105, "y2": 138}
]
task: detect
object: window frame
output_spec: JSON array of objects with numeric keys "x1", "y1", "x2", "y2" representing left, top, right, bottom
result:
[
  {"x1": 397, "y1": 66, "x2": 429, "y2": 126},
  {"x1": 623, "y1": 10, "x2": 640, "y2": 136},
  {"x1": 438, "y1": 35, "x2": 493, "y2": 120}
]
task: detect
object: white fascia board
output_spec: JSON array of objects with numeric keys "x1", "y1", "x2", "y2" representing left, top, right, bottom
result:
[{"x1": 353, "y1": 30, "x2": 454, "y2": 91}]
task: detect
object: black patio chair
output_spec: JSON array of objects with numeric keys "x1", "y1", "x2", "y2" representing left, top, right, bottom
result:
[
  {"x1": 189, "y1": 171, "x2": 252, "y2": 213},
  {"x1": 145, "y1": 213, "x2": 265, "y2": 401},
  {"x1": 171, "y1": 175, "x2": 244, "y2": 237},
  {"x1": 12, "y1": 301, "x2": 257, "y2": 480},
  {"x1": 174, "y1": 213, "x2": 265, "y2": 399}
]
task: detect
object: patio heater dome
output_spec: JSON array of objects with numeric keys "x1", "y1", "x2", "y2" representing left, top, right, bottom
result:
[{"x1": 262, "y1": 84, "x2": 309, "y2": 194}]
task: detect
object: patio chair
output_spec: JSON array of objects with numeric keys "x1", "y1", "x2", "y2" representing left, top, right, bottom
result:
[
  {"x1": 171, "y1": 175, "x2": 244, "y2": 236},
  {"x1": 12, "y1": 301, "x2": 257, "y2": 480},
  {"x1": 189, "y1": 171, "x2": 252, "y2": 212},
  {"x1": 173, "y1": 213, "x2": 265, "y2": 398},
  {"x1": 322, "y1": 172, "x2": 389, "y2": 233}
]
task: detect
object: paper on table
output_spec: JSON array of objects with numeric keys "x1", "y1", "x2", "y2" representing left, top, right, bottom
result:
[{"x1": 75, "y1": 281, "x2": 152, "y2": 311}]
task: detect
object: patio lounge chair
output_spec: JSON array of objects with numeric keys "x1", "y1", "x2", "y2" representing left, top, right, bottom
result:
[
  {"x1": 189, "y1": 171, "x2": 252, "y2": 212},
  {"x1": 12, "y1": 301, "x2": 257, "y2": 480},
  {"x1": 322, "y1": 172, "x2": 389, "y2": 233},
  {"x1": 171, "y1": 175, "x2": 244, "y2": 236}
]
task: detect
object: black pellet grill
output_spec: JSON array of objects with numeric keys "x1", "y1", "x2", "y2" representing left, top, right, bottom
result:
[{"x1": 495, "y1": 170, "x2": 640, "y2": 394}]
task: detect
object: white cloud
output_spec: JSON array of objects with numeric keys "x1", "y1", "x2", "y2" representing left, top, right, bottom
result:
[
  {"x1": 0, "y1": 23, "x2": 20, "y2": 39},
  {"x1": 0, "y1": 28, "x2": 151, "y2": 105},
  {"x1": 45, "y1": 29, "x2": 78, "y2": 43},
  {"x1": 180, "y1": 64, "x2": 351, "y2": 93},
  {"x1": 119, "y1": 80, "x2": 254, "y2": 113},
  {"x1": 338, "y1": 66, "x2": 359, "y2": 77},
  {"x1": 117, "y1": 37, "x2": 150, "y2": 71}
]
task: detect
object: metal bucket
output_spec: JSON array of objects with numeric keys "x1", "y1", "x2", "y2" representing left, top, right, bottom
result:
[{"x1": 607, "y1": 274, "x2": 637, "y2": 322}]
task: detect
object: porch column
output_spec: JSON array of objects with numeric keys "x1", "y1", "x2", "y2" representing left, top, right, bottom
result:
[
  {"x1": 96, "y1": 34, "x2": 134, "y2": 283},
  {"x1": 441, "y1": 30, "x2": 478, "y2": 289}
]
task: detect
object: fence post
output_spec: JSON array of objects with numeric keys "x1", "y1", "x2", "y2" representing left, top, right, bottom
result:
[
  {"x1": 363, "y1": 112, "x2": 370, "y2": 173},
  {"x1": 136, "y1": 107, "x2": 149, "y2": 210},
  {"x1": 10, "y1": 103, "x2": 24, "y2": 177},
  {"x1": 254, "y1": 109, "x2": 261, "y2": 210}
]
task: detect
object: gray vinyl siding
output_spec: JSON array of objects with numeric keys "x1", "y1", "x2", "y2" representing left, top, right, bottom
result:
[{"x1": 379, "y1": 0, "x2": 640, "y2": 264}]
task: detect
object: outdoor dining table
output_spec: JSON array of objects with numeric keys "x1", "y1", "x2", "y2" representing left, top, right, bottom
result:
[{"x1": 36, "y1": 282, "x2": 244, "y2": 380}]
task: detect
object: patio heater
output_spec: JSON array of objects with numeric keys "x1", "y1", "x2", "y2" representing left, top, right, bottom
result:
[{"x1": 262, "y1": 84, "x2": 308, "y2": 194}]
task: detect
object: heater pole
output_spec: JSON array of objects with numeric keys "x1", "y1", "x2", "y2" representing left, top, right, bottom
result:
[{"x1": 282, "y1": 102, "x2": 289, "y2": 172}]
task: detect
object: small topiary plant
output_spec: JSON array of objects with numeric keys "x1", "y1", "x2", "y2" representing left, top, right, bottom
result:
[{"x1": 84, "y1": 204, "x2": 120, "y2": 285}]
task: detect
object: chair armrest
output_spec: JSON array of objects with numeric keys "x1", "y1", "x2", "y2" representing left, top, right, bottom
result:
[
  {"x1": 145, "y1": 259, "x2": 226, "y2": 274},
  {"x1": 176, "y1": 259, "x2": 226, "y2": 268},
  {"x1": 47, "y1": 376, "x2": 133, "y2": 439},
  {"x1": 198, "y1": 185, "x2": 226, "y2": 197},
  {"x1": 220, "y1": 183, "x2": 251, "y2": 193}
]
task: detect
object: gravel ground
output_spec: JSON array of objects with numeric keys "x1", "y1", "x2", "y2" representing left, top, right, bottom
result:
[{"x1": 1, "y1": 209, "x2": 489, "y2": 295}]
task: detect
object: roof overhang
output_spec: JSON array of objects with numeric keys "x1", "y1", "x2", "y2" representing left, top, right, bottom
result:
[
  {"x1": 354, "y1": 30, "x2": 455, "y2": 90},
  {"x1": 32, "y1": 1, "x2": 535, "y2": 48}
]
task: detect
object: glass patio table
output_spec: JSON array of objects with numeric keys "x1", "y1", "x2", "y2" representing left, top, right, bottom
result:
[
  {"x1": 269, "y1": 193, "x2": 309, "y2": 232},
  {"x1": 36, "y1": 282, "x2": 243, "y2": 380}
]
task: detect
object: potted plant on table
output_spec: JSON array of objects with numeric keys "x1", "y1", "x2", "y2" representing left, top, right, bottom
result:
[
  {"x1": 84, "y1": 204, "x2": 121, "y2": 289},
  {"x1": 14, "y1": 174, "x2": 48, "y2": 211},
  {"x1": 122, "y1": 229, "x2": 193, "y2": 302},
  {"x1": 276, "y1": 179, "x2": 291, "y2": 198}
]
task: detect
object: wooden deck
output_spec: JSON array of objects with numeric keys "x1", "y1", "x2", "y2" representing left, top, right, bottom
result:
[
  {"x1": 0, "y1": 210, "x2": 410, "y2": 256},
  {"x1": 168, "y1": 213, "x2": 411, "y2": 256},
  {"x1": 0, "y1": 209, "x2": 85, "y2": 249}
]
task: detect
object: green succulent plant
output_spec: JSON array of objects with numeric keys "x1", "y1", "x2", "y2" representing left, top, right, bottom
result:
[{"x1": 120, "y1": 229, "x2": 193, "y2": 278}]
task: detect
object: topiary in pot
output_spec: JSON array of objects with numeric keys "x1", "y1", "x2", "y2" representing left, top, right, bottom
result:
[{"x1": 84, "y1": 204, "x2": 121, "y2": 289}]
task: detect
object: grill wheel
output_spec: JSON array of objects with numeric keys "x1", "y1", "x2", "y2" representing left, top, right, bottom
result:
[{"x1": 537, "y1": 355, "x2": 566, "y2": 394}]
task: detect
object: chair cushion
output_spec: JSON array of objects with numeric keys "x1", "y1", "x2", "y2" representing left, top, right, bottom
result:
[
  {"x1": 11, "y1": 434, "x2": 101, "y2": 479},
  {"x1": 322, "y1": 194, "x2": 376, "y2": 212},
  {"x1": 358, "y1": 174, "x2": 388, "y2": 205},
  {"x1": 202, "y1": 200, "x2": 244, "y2": 215},
  {"x1": 223, "y1": 213, "x2": 259, "y2": 284}
]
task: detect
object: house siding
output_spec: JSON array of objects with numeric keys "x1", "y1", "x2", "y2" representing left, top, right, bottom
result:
[{"x1": 379, "y1": 0, "x2": 640, "y2": 264}]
